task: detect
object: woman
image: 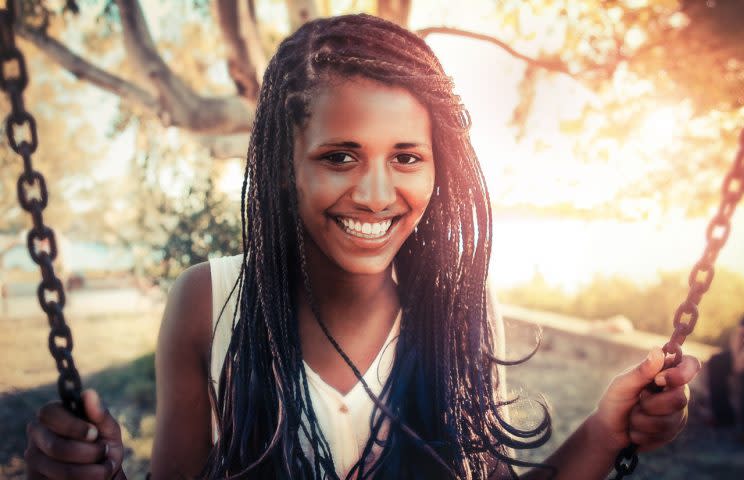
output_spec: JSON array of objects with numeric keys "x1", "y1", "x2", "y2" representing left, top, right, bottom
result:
[{"x1": 24, "y1": 13, "x2": 699, "y2": 479}]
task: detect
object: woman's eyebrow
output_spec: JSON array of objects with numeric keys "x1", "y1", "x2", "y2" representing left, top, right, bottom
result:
[
  {"x1": 393, "y1": 142, "x2": 431, "y2": 150},
  {"x1": 317, "y1": 141, "x2": 431, "y2": 149},
  {"x1": 319, "y1": 141, "x2": 362, "y2": 149}
]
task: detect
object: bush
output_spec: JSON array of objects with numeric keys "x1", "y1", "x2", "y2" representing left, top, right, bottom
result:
[{"x1": 499, "y1": 268, "x2": 744, "y2": 347}]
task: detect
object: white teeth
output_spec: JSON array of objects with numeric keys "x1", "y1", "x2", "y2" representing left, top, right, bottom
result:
[{"x1": 337, "y1": 217, "x2": 394, "y2": 238}]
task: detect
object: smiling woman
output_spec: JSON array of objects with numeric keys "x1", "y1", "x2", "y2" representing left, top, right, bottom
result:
[{"x1": 23, "y1": 12, "x2": 701, "y2": 480}]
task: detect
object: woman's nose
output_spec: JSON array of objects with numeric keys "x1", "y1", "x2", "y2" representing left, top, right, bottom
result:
[{"x1": 350, "y1": 162, "x2": 396, "y2": 212}]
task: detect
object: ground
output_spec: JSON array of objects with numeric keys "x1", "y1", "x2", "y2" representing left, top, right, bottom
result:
[{"x1": 0, "y1": 289, "x2": 741, "y2": 479}]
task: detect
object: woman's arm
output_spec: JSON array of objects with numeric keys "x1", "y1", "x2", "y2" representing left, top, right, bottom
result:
[
  {"x1": 516, "y1": 348, "x2": 700, "y2": 480},
  {"x1": 150, "y1": 262, "x2": 214, "y2": 479},
  {"x1": 516, "y1": 414, "x2": 618, "y2": 480}
]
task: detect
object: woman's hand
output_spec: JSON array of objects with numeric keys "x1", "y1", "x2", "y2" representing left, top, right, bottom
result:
[
  {"x1": 590, "y1": 347, "x2": 701, "y2": 454},
  {"x1": 25, "y1": 389, "x2": 126, "y2": 479}
]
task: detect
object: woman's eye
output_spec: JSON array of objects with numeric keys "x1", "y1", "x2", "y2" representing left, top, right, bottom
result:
[
  {"x1": 395, "y1": 154, "x2": 421, "y2": 165},
  {"x1": 324, "y1": 153, "x2": 354, "y2": 165}
]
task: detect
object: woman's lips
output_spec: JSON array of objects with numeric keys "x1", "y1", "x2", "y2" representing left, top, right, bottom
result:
[{"x1": 330, "y1": 215, "x2": 402, "y2": 249}]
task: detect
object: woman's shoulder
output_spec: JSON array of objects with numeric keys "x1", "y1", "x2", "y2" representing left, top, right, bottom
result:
[
  {"x1": 163, "y1": 254, "x2": 244, "y2": 358},
  {"x1": 161, "y1": 261, "x2": 214, "y2": 364}
]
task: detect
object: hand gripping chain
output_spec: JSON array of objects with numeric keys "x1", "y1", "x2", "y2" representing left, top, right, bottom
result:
[{"x1": 611, "y1": 128, "x2": 744, "y2": 478}]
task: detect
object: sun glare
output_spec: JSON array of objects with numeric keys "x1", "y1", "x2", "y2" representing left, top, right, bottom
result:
[
  {"x1": 425, "y1": 33, "x2": 744, "y2": 289},
  {"x1": 636, "y1": 106, "x2": 686, "y2": 150},
  {"x1": 217, "y1": 159, "x2": 245, "y2": 194}
]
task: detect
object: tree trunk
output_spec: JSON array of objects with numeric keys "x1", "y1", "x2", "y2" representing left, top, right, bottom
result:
[
  {"x1": 286, "y1": 0, "x2": 319, "y2": 32},
  {"x1": 377, "y1": 0, "x2": 411, "y2": 27}
]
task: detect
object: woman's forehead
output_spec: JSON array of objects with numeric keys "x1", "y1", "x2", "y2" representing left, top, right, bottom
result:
[{"x1": 300, "y1": 77, "x2": 432, "y2": 149}]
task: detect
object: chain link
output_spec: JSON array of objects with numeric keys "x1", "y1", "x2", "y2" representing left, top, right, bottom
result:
[
  {"x1": 0, "y1": 4, "x2": 85, "y2": 419},
  {"x1": 611, "y1": 128, "x2": 744, "y2": 479}
]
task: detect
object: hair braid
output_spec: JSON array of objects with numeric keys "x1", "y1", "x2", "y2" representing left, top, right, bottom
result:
[{"x1": 201, "y1": 13, "x2": 553, "y2": 480}]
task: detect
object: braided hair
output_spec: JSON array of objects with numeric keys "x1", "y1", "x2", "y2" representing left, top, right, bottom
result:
[{"x1": 200, "y1": 13, "x2": 551, "y2": 480}]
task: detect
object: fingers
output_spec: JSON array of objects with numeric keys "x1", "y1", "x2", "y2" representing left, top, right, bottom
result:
[
  {"x1": 27, "y1": 419, "x2": 107, "y2": 464},
  {"x1": 80, "y1": 390, "x2": 124, "y2": 470},
  {"x1": 25, "y1": 444, "x2": 114, "y2": 480},
  {"x1": 628, "y1": 404, "x2": 687, "y2": 452},
  {"x1": 105, "y1": 441, "x2": 126, "y2": 476},
  {"x1": 27, "y1": 391, "x2": 126, "y2": 479},
  {"x1": 82, "y1": 390, "x2": 106, "y2": 427},
  {"x1": 630, "y1": 381, "x2": 690, "y2": 453},
  {"x1": 630, "y1": 404, "x2": 686, "y2": 435},
  {"x1": 37, "y1": 402, "x2": 98, "y2": 442},
  {"x1": 654, "y1": 355, "x2": 701, "y2": 389},
  {"x1": 82, "y1": 390, "x2": 122, "y2": 443},
  {"x1": 640, "y1": 385, "x2": 689, "y2": 416},
  {"x1": 80, "y1": 390, "x2": 125, "y2": 473},
  {"x1": 609, "y1": 347, "x2": 666, "y2": 399},
  {"x1": 635, "y1": 347, "x2": 665, "y2": 384}
]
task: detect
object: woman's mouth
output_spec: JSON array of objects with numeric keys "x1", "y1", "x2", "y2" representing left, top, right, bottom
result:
[
  {"x1": 333, "y1": 216, "x2": 398, "y2": 239},
  {"x1": 328, "y1": 215, "x2": 404, "y2": 250}
]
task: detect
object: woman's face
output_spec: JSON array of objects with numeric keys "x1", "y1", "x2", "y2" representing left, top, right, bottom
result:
[{"x1": 292, "y1": 76, "x2": 435, "y2": 275}]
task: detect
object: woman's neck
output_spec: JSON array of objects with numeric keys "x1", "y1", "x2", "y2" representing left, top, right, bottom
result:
[
  {"x1": 295, "y1": 236, "x2": 400, "y2": 336},
  {"x1": 294, "y1": 237, "x2": 401, "y2": 393},
  {"x1": 295, "y1": 238, "x2": 399, "y2": 332}
]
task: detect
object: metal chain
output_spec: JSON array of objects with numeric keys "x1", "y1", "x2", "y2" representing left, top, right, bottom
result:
[
  {"x1": 611, "y1": 127, "x2": 744, "y2": 479},
  {"x1": 0, "y1": 3, "x2": 85, "y2": 419}
]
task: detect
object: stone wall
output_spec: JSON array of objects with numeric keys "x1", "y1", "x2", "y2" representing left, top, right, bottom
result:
[{"x1": 498, "y1": 303, "x2": 720, "y2": 400}]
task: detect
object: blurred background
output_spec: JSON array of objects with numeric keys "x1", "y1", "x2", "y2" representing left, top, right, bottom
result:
[{"x1": 1, "y1": 0, "x2": 743, "y2": 478}]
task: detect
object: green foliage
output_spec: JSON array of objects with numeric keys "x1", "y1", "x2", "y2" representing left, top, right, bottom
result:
[
  {"x1": 147, "y1": 176, "x2": 242, "y2": 284},
  {"x1": 499, "y1": 268, "x2": 744, "y2": 347}
]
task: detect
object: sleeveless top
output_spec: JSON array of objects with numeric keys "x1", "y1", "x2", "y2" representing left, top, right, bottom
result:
[
  {"x1": 209, "y1": 254, "x2": 399, "y2": 478},
  {"x1": 207, "y1": 254, "x2": 514, "y2": 479}
]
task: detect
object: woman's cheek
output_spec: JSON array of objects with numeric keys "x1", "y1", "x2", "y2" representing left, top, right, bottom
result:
[
  {"x1": 407, "y1": 171, "x2": 435, "y2": 217},
  {"x1": 298, "y1": 166, "x2": 346, "y2": 210}
]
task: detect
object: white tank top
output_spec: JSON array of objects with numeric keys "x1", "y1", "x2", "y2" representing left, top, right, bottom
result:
[
  {"x1": 208, "y1": 254, "x2": 399, "y2": 478},
  {"x1": 207, "y1": 254, "x2": 510, "y2": 478}
]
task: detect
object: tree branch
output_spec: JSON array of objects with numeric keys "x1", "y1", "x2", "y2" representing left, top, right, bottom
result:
[
  {"x1": 115, "y1": 0, "x2": 255, "y2": 133},
  {"x1": 239, "y1": 0, "x2": 267, "y2": 79},
  {"x1": 212, "y1": 0, "x2": 264, "y2": 99},
  {"x1": 377, "y1": 0, "x2": 411, "y2": 27},
  {"x1": 197, "y1": 132, "x2": 251, "y2": 159},
  {"x1": 416, "y1": 26, "x2": 571, "y2": 75},
  {"x1": 16, "y1": 24, "x2": 156, "y2": 110}
]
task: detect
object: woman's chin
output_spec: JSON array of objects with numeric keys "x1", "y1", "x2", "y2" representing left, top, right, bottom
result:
[{"x1": 336, "y1": 259, "x2": 393, "y2": 276}]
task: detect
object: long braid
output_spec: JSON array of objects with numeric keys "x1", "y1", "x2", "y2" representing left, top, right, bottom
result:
[{"x1": 201, "y1": 13, "x2": 553, "y2": 480}]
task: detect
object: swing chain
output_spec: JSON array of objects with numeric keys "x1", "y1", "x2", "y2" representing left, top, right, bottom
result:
[
  {"x1": 0, "y1": 3, "x2": 85, "y2": 418},
  {"x1": 611, "y1": 128, "x2": 744, "y2": 479}
]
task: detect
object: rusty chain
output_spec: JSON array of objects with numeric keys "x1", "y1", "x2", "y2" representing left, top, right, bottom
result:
[
  {"x1": 0, "y1": 2, "x2": 85, "y2": 419},
  {"x1": 611, "y1": 128, "x2": 744, "y2": 478}
]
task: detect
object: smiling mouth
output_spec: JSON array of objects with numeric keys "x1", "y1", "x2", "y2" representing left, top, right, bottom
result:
[{"x1": 332, "y1": 215, "x2": 401, "y2": 239}]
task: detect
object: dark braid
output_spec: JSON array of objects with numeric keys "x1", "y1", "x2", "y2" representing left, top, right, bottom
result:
[{"x1": 199, "y1": 13, "x2": 553, "y2": 480}]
